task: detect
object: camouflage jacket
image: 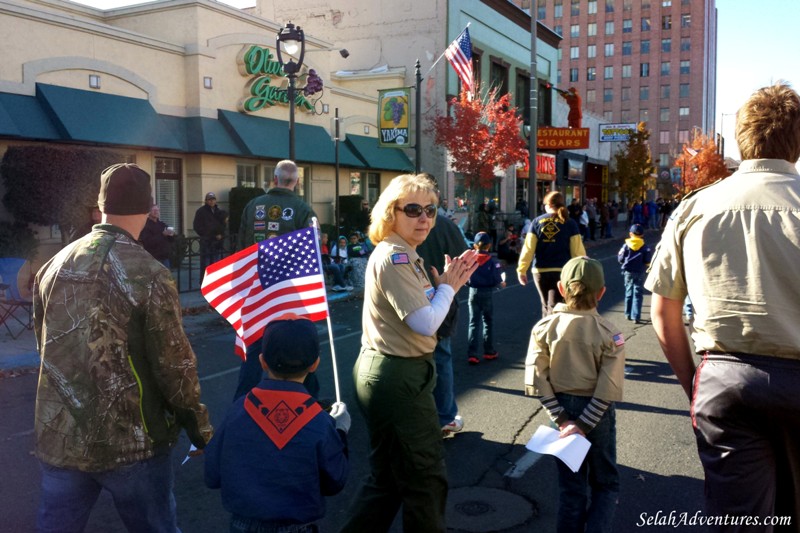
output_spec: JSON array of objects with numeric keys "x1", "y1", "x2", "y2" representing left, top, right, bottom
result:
[{"x1": 33, "y1": 224, "x2": 213, "y2": 471}]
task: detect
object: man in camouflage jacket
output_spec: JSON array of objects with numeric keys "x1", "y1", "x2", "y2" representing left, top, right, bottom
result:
[{"x1": 33, "y1": 163, "x2": 212, "y2": 532}]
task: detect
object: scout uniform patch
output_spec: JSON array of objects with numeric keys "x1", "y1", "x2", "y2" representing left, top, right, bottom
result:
[
  {"x1": 425, "y1": 286, "x2": 436, "y2": 301},
  {"x1": 613, "y1": 333, "x2": 625, "y2": 346},
  {"x1": 255, "y1": 205, "x2": 266, "y2": 221},
  {"x1": 391, "y1": 253, "x2": 409, "y2": 264},
  {"x1": 254, "y1": 221, "x2": 266, "y2": 231},
  {"x1": 281, "y1": 207, "x2": 294, "y2": 221},
  {"x1": 268, "y1": 221, "x2": 280, "y2": 231},
  {"x1": 244, "y1": 388, "x2": 322, "y2": 450},
  {"x1": 268, "y1": 206, "x2": 282, "y2": 220}
]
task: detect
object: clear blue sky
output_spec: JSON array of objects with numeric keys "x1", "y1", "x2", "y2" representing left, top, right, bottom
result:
[{"x1": 67, "y1": 0, "x2": 800, "y2": 161}]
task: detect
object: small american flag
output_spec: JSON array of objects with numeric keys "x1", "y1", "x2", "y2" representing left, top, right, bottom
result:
[
  {"x1": 201, "y1": 227, "x2": 329, "y2": 359},
  {"x1": 445, "y1": 27, "x2": 474, "y2": 97},
  {"x1": 613, "y1": 333, "x2": 625, "y2": 347}
]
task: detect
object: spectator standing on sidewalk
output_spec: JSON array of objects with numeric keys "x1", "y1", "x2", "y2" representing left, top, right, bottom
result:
[
  {"x1": 33, "y1": 163, "x2": 212, "y2": 532},
  {"x1": 646, "y1": 82, "x2": 800, "y2": 526},
  {"x1": 140, "y1": 204, "x2": 175, "y2": 268},
  {"x1": 525, "y1": 257, "x2": 625, "y2": 533},
  {"x1": 234, "y1": 160, "x2": 319, "y2": 401},
  {"x1": 617, "y1": 224, "x2": 652, "y2": 324},
  {"x1": 193, "y1": 192, "x2": 227, "y2": 278}
]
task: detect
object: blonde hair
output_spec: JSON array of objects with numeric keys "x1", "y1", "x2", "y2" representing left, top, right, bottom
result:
[
  {"x1": 544, "y1": 191, "x2": 569, "y2": 223},
  {"x1": 368, "y1": 174, "x2": 438, "y2": 244},
  {"x1": 736, "y1": 82, "x2": 800, "y2": 162},
  {"x1": 562, "y1": 280, "x2": 598, "y2": 311}
]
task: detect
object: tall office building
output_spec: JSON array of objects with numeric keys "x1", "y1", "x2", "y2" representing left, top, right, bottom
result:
[{"x1": 530, "y1": 0, "x2": 716, "y2": 179}]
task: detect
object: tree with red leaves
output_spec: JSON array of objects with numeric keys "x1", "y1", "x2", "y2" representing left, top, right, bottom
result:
[
  {"x1": 674, "y1": 133, "x2": 729, "y2": 195},
  {"x1": 430, "y1": 89, "x2": 528, "y2": 225}
]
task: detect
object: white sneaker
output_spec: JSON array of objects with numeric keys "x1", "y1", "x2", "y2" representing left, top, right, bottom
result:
[
  {"x1": 332, "y1": 285, "x2": 345, "y2": 292},
  {"x1": 442, "y1": 415, "x2": 464, "y2": 438}
]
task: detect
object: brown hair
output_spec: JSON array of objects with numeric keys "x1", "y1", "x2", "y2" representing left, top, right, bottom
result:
[
  {"x1": 736, "y1": 82, "x2": 800, "y2": 163},
  {"x1": 562, "y1": 280, "x2": 598, "y2": 311},
  {"x1": 543, "y1": 191, "x2": 569, "y2": 223}
]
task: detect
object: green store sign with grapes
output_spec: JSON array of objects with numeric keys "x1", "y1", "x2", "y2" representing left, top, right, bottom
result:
[
  {"x1": 237, "y1": 45, "x2": 317, "y2": 113},
  {"x1": 378, "y1": 88, "x2": 411, "y2": 149}
]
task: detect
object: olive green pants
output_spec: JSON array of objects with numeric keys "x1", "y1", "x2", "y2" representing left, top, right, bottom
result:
[{"x1": 341, "y1": 348, "x2": 447, "y2": 533}]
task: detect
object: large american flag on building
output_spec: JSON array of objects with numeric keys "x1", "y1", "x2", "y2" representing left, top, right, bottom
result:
[
  {"x1": 201, "y1": 227, "x2": 329, "y2": 359},
  {"x1": 445, "y1": 27, "x2": 474, "y2": 97}
]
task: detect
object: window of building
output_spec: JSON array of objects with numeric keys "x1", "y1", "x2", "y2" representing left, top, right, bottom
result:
[
  {"x1": 570, "y1": 46, "x2": 580, "y2": 59},
  {"x1": 662, "y1": 0, "x2": 671, "y2": 6},
  {"x1": 604, "y1": 111, "x2": 614, "y2": 121},
  {"x1": 680, "y1": 60, "x2": 690, "y2": 74},
  {"x1": 557, "y1": 48, "x2": 562, "y2": 61},
  {"x1": 679, "y1": 82, "x2": 690, "y2": 98},
  {"x1": 588, "y1": 0, "x2": 598, "y2": 14},
  {"x1": 681, "y1": 13, "x2": 691, "y2": 27},
  {"x1": 661, "y1": 85, "x2": 671, "y2": 98},
  {"x1": 605, "y1": 21, "x2": 615, "y2": 35},
  {"x1": 571, "y1": 24, "x2": 580, "y2": 37},
  {"x1": 588, "y1": 23, "x2": 598, "y2": 36},
  {"x1": 604, "y1": 87, "x2": 614, "y2": 102},
  {"x1": 555, "y1": 0, "x2": 563, "y2": 17},
  {"x1": 659, "y1": 153, "x2": 670, "y2": 167},
  {"x1": 570, "y1": 68, "x2": 579, "y2": 82},
  {"x1": 472, "y1": 50, "x2": 482, "y2": 92},
  {"x1": 604, "y1": 66, "x2": 614, "y2": 79},
  {"x1": 587, "y1": 67, "x2": 596, "y2": 80},
  {"x1": 586, "y1": 89, "x2": 596, "y2": 102},
  {"x1": 642, "y1": 0, "x2": 650, "y2": 7},
  {"x1": 89, "y1": 74, "x2": 101, "y2": 89},
  {"x1": 661, "y1": 61, "x2": 671, "y2": 75},
  {"x1": 515, "y1": 69, "x2": 531, "y2": 125},
  {"x1": 606, "y1": 0, "x2": 614, "y2": 13},
  {"x1": 588, "y1": 44, "x2": 597, "y2": 58},
  {"x1": 557, "y1": 70, "x2": 562, "y2": 84},
  {"x1": 622, "y1": 86, "x2": 631, "y2": 101},
  {"x1": 571, "y1": 0, "x2": 580, "y2": 16},
  {"x1": 662, "y1": 38, "x2": 672, "y2": 52},
  {"x1": 640, "y1": 108, "x2": 650, "y2": 122},
  {"x1": 660, "y1": 130, "x2": 670, "y2": 144},
  {"x1": 662, "y1": 15, "x2": 672, "y2": 29},
  {"x1": 622, "y1": 64, "x2": 632, "y2": 78},
  {"x1": 660, "y1": 107, "x2": 670, "y2": 121},
  {"x1": 537, "y1": 0, "x2": 546, "y2": 19},
  {"x1": 554, "y1": 25, "x2": 563, "y2": 35},
  {"x1": 349, "y1": 172, "x2": 363, "y2": 196},
  {"x1": 679, "y1": 129, "x2": 689, "y2": 143},
  {"x1": 621, "y1": 109, "x2": 632, "y2": 121},
  {"x1": 624, "y1": 0, "x2": 632, "y2": 10},
  {"x1": 366, "y1": 173, "x2": 381, "y2": 205},
  {"x1": 679, "y1": 106, "x2": 690, "y2": 116},
  {"x1": 623, "y1": 19, "x2": 633, "y2": 33},
  {"x1": 681, "y1": 37, "x2": 691, "y2": 51},
  {"x1": 490, "y1": 59, "x2": 509, "y2": 95},
  {"x1": 154, "y1": 157, "x2": 182, "y2": 232},
  {"x1": 237, "y1": 163, "x2": 258, "y2": 187},
  {"x1": 642, "y1": 17, "x2": 651, "y2": 31},
  {"x1": 605, "y1": 43, "x2": 615, "y2": 56},
  {"x1": 622, "y1": 41, "x2": 632, "y2": 55},
  {"x1": 640, "y1": 86, "x2": 650, "y2": 100},
  {"x1": 640, "y1": 62, "x2": 650, "y2": 77}
]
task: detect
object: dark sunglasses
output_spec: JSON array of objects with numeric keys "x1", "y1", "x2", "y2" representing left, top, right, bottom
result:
[{"x1": 396, "y1": 203, "x2": 437, "y2": 219}]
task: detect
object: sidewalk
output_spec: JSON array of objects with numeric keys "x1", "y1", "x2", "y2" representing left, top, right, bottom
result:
[{"x1": 0, "y1": 285, "x2": 357, "y2": 373}]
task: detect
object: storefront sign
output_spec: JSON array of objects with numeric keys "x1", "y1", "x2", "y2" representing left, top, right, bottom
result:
[
  {"x1": 537, "y1": 127, "x2": 590, "y2": 149},
  {"x1": 517, "y1": 153, "x2": 557, "y2": 180},
  {"x1": 599, "y1": 123, "x2": 637, "y2": 142},
  {"x1": 377, "y1": 88, "x2": 410, "y2": 148},
  {"x1": 238, "y1": 45, "x2": 313, "y2": 113}
]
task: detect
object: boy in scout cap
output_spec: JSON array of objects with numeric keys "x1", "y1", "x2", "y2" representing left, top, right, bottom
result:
[
  {"x1": 524, "y1": 256, "x2": 625, "y2": 533},
  {"x1": 617, "y1": 223, "x2": 652, "y2": 324},
  {"x1": 205, "y1": 314, "x2": 350, "y2": 532}
]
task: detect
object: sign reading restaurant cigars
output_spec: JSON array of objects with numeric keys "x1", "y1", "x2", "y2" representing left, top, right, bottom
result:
[
  {"x1": 237, "y1": 45, "x2": 314, "y2": 113},
  {"x1": 536, "y1": 127, "x2": 591, "y2": 149}
]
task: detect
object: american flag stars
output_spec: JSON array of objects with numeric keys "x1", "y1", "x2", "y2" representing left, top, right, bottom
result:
[{"x1": 257, "y1": 230, "x2": 320, "y2": 289}]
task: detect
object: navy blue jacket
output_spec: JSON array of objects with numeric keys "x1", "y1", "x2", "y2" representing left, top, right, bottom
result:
[
  {"x1": 468, "y1": 252, "x2": 504, "y2": 289},
  {"x1": 617, "y1": 237, "x2": 652, "y2": 273}
]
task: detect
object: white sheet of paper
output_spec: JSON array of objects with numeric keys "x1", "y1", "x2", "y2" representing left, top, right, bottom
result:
[
  {"x1": 181, "y1": 444, "x2": 198, "y2": 466},
  {"x1": 525, "y1": 425, "x2": 591, "y2": 473}
]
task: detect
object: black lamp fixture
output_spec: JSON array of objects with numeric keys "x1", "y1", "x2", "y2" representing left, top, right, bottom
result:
[{"x1": 276, "y1": 22, "x2": 306, "y2": 161}]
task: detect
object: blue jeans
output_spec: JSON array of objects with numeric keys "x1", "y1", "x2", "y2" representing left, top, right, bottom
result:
[
  {"x1": 554, "y1": 393, "x2": 619, "y2": 533},
  {"x1": 467, "y1": 289, "x2": 495, "y2": 356},
  {"x1": 37, "y1": 453, "x2": 179, "y2": 533},
  {"x1": 323, "y1": 263, "x2": 347, "y2": 287},
  {"x1": 433, "y1": 337, "x2": 458, "y2": 426},
  {"x1": 623, "y1": 271, "x2": 644, "y2": 321}
]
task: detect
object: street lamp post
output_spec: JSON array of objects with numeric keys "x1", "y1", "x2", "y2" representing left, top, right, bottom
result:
[{"x1": 276, "y1": 22, "x2": 306, "y2": 161}]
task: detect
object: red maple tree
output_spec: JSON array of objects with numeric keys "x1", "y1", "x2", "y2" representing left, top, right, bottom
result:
[
  {"x1": 674, "y1": 133, "x2": 729, "y2": 194},
  {"x1": 430, "y1": 89, "x2": 528, "y2": 193}
]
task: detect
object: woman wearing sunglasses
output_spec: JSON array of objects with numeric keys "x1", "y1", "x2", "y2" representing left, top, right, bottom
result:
[{"x1": 342, "y1": 174, "x2": 478, "y2": 533}]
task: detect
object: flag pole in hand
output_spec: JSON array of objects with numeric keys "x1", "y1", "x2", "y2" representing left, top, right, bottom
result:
[{"x1": 311, "y1": 218, "x2": 342, "y2": 404}]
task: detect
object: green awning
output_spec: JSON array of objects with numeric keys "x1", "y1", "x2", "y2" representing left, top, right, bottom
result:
[
  {"x1": 0, "y1": 92, "x2": 62, "y2": 140},
  {"x1": 218, "y1": 109, "x2": 365, "y2": 167},
  {"x1": 345, "y1": 134, "x2": 414, "y2": 172},
  {"x1": 36, "y1": 83, "x2": 183, "y2": 150}
]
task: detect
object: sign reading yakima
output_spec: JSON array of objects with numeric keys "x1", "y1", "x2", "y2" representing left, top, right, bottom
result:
[
  {"x1": 237, "y1": 45, "x2": 314, "y2": 113},
  {"x1": 378, "y1": 88, "x2": 411, "y2": 148}
]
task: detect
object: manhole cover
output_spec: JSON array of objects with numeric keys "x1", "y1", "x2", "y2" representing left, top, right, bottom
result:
[{"x1": 447, "y1": 487, "x2": 533, "y2": 532}]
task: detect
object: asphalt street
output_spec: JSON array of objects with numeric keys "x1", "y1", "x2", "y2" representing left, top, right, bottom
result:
[{"x1": 0, "y1": 232, "x2": 709, "y2": 532}]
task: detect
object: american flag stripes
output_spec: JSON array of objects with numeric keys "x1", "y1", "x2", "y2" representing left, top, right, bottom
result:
[
  {"x1": 201, "y1": 227, "x2": 329, "y2": 359},
  {"x1": 445, "y1": 27, "x2": 474, "y2": 96}
]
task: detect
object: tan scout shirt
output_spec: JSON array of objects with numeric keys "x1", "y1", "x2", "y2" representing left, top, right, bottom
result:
[
  {"x1": 362, "y1": 233, "x2": 437, "y2": 357},
  {"x1": 525, "y1": 304, "x2": 625, "y2": 401},
  {"x1": 645, "y1": 159, "x2": 800, "y2": 360}
]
